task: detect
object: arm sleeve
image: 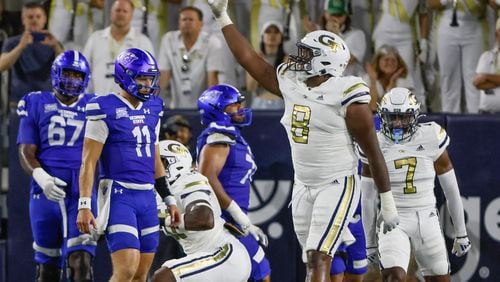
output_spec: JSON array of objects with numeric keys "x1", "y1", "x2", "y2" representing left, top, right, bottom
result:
[
  {"x1": 475, "y1": 51, "x2": 491, "y2": 73},
  {"x1": 84, "y1": 119, "x2": 109, "y2": 144},
  {"x1": 16, "y1": 95, "x2": 39, "y2": 145},
  {"x1": 361, "y1": 176, "x2": 379, "y2": 247},
  {"x1": 438, "y1": 169, "x2": 467, "y2": 236},
  {"x1": 340, "y1": 77, "x2": 371, "y2": 116}
]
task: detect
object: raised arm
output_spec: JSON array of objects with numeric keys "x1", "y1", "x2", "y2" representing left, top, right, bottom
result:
[{"x1": 207, "y1": 0, "x2": 281, "y2": 96}]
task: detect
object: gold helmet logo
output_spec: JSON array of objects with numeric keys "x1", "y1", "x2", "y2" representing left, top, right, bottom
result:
[
  {"x1": 167, "y1": 143, "x2": 189, "y2": 155},
  {"x1": 318, "y1": 34, "x2": 342, "y2": 52}
]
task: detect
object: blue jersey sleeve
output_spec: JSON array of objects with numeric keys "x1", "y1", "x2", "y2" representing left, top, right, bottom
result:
[
  {"x1": 17, "y1": 92, "x2": 40, "y2": 145},
  {"x1": 85, "y1": 96, "x2": 107, "y2": 121}
]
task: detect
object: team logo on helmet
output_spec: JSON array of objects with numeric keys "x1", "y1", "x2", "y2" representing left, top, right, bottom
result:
[
  {"x1": 318, "y1": 34, "x2": 342, "y2": 53},
  {"x1": 118, "y1": 52, "x2": 138, "y2": 66}
]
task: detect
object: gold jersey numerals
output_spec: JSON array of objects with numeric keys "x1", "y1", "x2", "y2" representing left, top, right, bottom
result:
[
  {"x1": 394, "y1": 157, "x2": 417, "y2": 194},
  {"x1": 291, "y1": 105, "x2": 311, "y2": 144}
]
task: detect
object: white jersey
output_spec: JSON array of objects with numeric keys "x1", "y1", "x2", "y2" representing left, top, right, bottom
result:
[
  {"x1": 360, "y1": 122, "x2": 449, "y2": 209},
  {"x1": 277, "y1": 63, "x2": 371, "y2": 186},
  {"x1": 166, "y1": 171, "x2": 229, "y2": 254}
]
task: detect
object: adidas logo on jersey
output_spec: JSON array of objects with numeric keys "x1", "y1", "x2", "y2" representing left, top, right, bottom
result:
[
  {"x1": 417, "y1": 145, "x2": 425, "y2": 151},
  {"x1": 316, "y1": 95, "x2": 324, "y2": 101},
  {"x1": 429, "y1": 211, "x2": 436, "y2": 217}
]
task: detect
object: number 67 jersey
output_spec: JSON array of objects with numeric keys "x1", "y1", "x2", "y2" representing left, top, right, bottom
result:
[{"x1": 17, "y1": 91, "x2": 95, "y2": 169}]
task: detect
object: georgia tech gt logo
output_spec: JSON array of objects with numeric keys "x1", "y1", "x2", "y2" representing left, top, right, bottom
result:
[
  {"x1": 318, "y1": 34, "x2": 343, "y2": 53},
  {"x1": 167, "y1": 143, "x2": 189, "y2": 155}
]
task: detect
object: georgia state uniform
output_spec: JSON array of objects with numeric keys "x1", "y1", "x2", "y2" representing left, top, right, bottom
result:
[
  {"x1": 84, "y1": 93, "x2": 163, "y2": 253},
  {"x1": 196, "y1": 122, "x2": 271, "y2": 280},
  {"x1": 161, "y1": 171, "x2": 251, "y2": 282},
  {"x1": 359, "y1": 121, "x2": 451, "y2": 275},
  {"x1": 17, "y1": 91, "x2": 97, "y2": 266},
  {"x1": 277, "y1": 63, "x2": 368, "y2": 260}
]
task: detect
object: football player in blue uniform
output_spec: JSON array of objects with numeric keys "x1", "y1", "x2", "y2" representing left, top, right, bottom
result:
[
  {"x1": 17, "y1": 50, "x2": 96, "y2": 281},
  {"x1": 196, "y1": 84, "x2": 271, "y2": 282},
  {"x1": 76, "y1": 48, "x2": 179, "y2": 281}
]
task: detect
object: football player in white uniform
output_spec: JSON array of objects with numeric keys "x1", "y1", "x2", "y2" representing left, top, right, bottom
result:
[
  {"x1": 204, "y1": 0, "x2": 400, "y2": 281},
  {"x1": 360, "y1": 87, "x2": 471, "y2": 282},
  {"x1": 153, "y1": 140, "x2": 251, "y2": 282}
]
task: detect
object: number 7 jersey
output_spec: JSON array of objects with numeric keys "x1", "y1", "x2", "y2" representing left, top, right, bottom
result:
[
  {"x1": 277, "y1": 64, "x2": 371, "y2": 186},
  {"x1": 17, "y1": 91, "x2": 95, "y2": 169},
  {"x1": 359, "y1": 122, "x2": 450, "y2": 210}
]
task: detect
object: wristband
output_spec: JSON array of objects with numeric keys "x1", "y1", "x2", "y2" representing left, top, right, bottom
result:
[
  {"x1": 78, "y1": 197, "x2": 92, "y2": 210},
  {"x1": 165, "y1": 195, "x2": 176, "y2": 206}
]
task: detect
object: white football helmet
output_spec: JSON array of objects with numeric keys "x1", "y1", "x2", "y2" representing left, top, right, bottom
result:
[
  {"x1": 378, "y1": 87, "x2": 421, "y2": 143},
  {"x1": 159, "y1": 140, "x2": 192, "y2": 183},
  {"x1": 288, "y1": 30, "x2": 350, "y2": 78}
]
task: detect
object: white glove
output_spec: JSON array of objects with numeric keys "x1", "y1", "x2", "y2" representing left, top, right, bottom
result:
[
  {"x1": 33, "y1": 167, "x2": 67, "y2": 202},
  {"x1": 366, "y1": 246, "x2": 379, "y2": 265},
  {"x1": 247, "y1": 224, "x2": 269, "y2": 247},
  {"x1": 418, "y1": 38, "x2": 429, "y2": 64},
  {"x1": 226, "y1": 200, "x2": 252, "y2": 229},
  {"x1": 206, "y1": 0, "x2": 232, "y2": 27},
  {"x1": 452, "y1": 235, "x2": 471, "y2": 257},
  {"x1": 379, "y1": 191, "x2": 399, "y2": 234}
]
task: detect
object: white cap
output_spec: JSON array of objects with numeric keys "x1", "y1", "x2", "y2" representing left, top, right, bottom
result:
[{"x1": 260, "y1": 20, "x2": 284, "y2": 36}]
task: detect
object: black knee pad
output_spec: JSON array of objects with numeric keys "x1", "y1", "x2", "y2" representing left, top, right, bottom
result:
[
  {"x1": 36, "y1": 263, "x2": 62, "y2": 282},
  {"x1": 66, "y1": 251, "x2": 93, "y2": 282}
]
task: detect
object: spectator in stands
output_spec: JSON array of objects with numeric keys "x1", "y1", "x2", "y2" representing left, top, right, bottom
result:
[
  {"x1": 158, "y1": 6, "x2": 224, "y2": 109},
  {"x1": 83, "y1": 0, "x2": 154, "y2": 95},
  {"x1": 0, "y1": 2, "x2": 63, "y2": 108},
  {"x1": 372, "y1": 0, "x2": 429, "y2": 110},
  {"x1": 428, "y1": 0, "x2": 487, "y2": 113},
  {"x1": 246, "y1": 20, "x2": 286, "y2": 110},
  {"x1": 364, "y1": 45, "x2": 413, "y2": 112},
  {"x1": 197, "y1": 84, "x2": 271, "y2": 282},
  {"x1": 159, "y1": 114, "x2": 193, "y2": 146},
  {"x1": 473, "y1": 18, "x2": 500, "y2": 114},
  {"x1": 303, "y1": 0, "x2": 367, "y2": 77},
  {"x1": 130, "y1": 0, "x2": 182, "y2": 55},
  {"x1": 48, "y1": 0, "x2": 105, "y2": 51},
  {"x1": 17, "y1": 50, "x2": 96, "y2": 282}
]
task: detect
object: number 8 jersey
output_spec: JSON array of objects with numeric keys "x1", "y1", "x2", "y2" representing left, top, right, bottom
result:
[
  {"x1": 85, "y1": 93, "x2": 164, "y2": 184},
  {"x1": 277, "y1": 64, "x2": 371, "y2": 186},
  {"x1": 17, "y1": 91, "x2": 95, "y2": 169}
]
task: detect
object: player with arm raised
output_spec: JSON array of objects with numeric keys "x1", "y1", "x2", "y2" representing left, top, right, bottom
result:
[{"x1": 205, "y1": 1, "x2": 399, "y2": 281}]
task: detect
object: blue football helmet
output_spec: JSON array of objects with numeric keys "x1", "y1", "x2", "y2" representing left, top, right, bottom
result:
[
  {"x1": 51, "y1": 50, "x2": 91, "y2": 97},
  {"x1": 114, "y1": 48, "x2": 159, "y2": 101},
  {"x1": 198, "y1": 84, "x2": 252, "y2": 127}
]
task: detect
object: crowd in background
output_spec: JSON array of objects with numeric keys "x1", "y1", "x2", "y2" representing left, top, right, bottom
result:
[{"x1": 1, "y1": 0, "x2": 500, "y2": 115}]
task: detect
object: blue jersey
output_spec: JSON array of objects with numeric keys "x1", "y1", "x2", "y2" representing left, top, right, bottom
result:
[
  {"x1": 17, "y1": 91, "x2": 95, "y2": 169},
  {"x1": 85, "y1": 94, "x2": 164, "y2": 184},
  {"x1": 197, "y1": 122, "x2": 257, "y2": 216}
]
